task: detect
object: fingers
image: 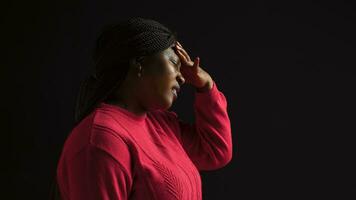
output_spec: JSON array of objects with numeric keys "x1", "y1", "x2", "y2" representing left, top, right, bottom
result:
[
  {"x1": 193, "y1": 57, "x2": 200, "y2": 72},
  {"x1": 175, "y1": 41, "x2": 199, "y2": 72},
  {"x1": 177, "y1": 41, "x2": 185, "y2": 50},
  {"x1": 176, "y1": 46, "x2": 191, "y2": 62},
  {"x1": 175, "y1": 49, "x2": 189, "y2": 65},
  {"x1": 194, "y1": 57, "x2": 200, "y2": 67},
  {"x1": 175, "y1": 41, "x2": 191, "y2": 61},
  {"x1": 176, "y1": 41, "x2": 183, "y2": 48}
]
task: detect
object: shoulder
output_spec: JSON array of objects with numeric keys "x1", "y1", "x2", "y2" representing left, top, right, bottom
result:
[
  {"x1": 90, "y1": 108, "x2": 132, "y2": 145},
  {"x1": 88, "y1": 109, "x2": 134, "y2": 165},
  {"x1": 89, "y1": 122, "x2": 132, "y2": 169},
  {"x1": 91, "y1": 107, "x2": 132, "y2": 139},
  {"x1": 59, "y1": 109, "x2": 134, "y2": 175}
]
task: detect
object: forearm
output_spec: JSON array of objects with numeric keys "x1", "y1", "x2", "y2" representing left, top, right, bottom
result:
[{"x1": 181, "y1": 81, "x2": 233, "y2": 170}]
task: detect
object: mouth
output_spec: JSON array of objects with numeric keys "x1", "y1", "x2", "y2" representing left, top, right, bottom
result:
[{"x1": 171, "y1": 85, "x2": 180, "y2": 99}]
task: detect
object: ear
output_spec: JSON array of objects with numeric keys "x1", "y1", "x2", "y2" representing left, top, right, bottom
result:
[
  {"x1": 136, "y1": 56, "x2": 146, "y2": 64},
  {"x1": 129, "y1": 56, "x2": 146, "y2": 66},
  {"x1": 129, "y1": 56, "x2": 146, "y2": 76}
]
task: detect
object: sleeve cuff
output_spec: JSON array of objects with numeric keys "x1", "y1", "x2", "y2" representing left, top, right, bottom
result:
[{"x1": 194, "y1": 80, "x2": 221, "y2": 105}]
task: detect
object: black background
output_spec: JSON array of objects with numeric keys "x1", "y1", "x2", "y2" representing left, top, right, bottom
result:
[{"x1": 3, "y1": 0, "x2": 356, "y2": 199}]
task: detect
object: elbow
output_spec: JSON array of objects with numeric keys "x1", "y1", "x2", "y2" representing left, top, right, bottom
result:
[
  {"x1": 213, "y1": 139, "x2": 234, "y2": 169},
  {"x1": 199, "y1": 148, "x2": 233, "y2": 170},
  {"x1": 215, "y1": 148, "x2": 233, "y2": 169}
]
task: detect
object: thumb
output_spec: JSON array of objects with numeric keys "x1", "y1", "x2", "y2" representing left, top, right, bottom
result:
[{"x1": 193, "y1": 57, "x2": 200, "y2": 72}]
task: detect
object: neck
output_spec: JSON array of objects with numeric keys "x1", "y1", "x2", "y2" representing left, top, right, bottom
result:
[{"x1": 105, "y1": 82, "x2": 147, "y2": 117}]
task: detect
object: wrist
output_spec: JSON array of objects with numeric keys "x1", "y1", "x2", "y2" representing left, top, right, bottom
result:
[{"x1": 195, "y1": 79, "x2": 213, "y2": 93}]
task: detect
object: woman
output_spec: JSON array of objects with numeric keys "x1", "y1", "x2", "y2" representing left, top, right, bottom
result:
[{"x1": 55, "y1": 17, "x2": 233, "y2": 200}]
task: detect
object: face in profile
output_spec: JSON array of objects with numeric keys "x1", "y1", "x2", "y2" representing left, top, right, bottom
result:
[{"x1": 137, "y1": 45, "x2": 185, "y2": 111}]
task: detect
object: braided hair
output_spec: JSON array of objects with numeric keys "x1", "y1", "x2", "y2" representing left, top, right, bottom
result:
[{"x1": 74, "y1": 17, "x2": 177, "y2": 125}]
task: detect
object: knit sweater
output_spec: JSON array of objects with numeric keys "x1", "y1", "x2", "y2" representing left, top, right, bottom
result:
[{"x1": 56, "y1": 81, "x2": 232, "y2": 200}]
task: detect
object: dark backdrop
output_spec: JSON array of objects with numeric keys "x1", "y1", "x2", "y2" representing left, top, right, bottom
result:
[{"x1": 3, "y1": 0, "x2": 355, "y2": 199}]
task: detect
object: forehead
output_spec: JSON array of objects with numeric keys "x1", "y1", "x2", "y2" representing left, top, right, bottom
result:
[
  {"x1": 161, "y1": 47, "x2": 179, "y2": 60},
  {"x1": 143, "y1": 46, "x2": 179, "y2": 64}
]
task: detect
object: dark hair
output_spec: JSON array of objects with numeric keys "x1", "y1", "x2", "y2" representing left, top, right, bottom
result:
[{"x1": 73, "y1": 17, "x2": 177, "y2": 126}]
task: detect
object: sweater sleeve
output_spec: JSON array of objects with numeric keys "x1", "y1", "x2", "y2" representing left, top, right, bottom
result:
[
  {"x1": 60, "y1": 126, "x2": 133, "y2": 200},
  {"x1": 167, "y1": 81, "x2": 233, "y2": 171}
]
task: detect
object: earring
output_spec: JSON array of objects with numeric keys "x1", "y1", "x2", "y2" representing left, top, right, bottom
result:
[{"x1": 137, "y1": 65, "x2": 142, "y2": 77}]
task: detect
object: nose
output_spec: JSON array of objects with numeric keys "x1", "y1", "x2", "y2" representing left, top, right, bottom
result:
[{"x1": 177, "y1": 72, "x2": 185, "y2": 86}]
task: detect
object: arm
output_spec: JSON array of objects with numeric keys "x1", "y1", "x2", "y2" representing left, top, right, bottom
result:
[
  {"x1": 171, "y1": 41, "x2": 233, "y2": 171},
  {"x1": 167, "y1": 81, "x2": 233, "y2": 171}
]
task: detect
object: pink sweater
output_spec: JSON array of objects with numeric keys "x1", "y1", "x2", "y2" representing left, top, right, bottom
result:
[{"x1": 57, "y1": 81, "x2": 233, "y2": 200}]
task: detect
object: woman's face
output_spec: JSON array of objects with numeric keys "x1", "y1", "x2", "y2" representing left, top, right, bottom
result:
[{"x1": 137, "y1": 46, "x2": 185, "y2": 111}]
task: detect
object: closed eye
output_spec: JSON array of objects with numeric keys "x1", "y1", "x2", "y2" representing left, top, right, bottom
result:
[
  {"x1": 170, "y1": 59, "x2": 177, "y2": 65},
  {"x1": 170, "y1": 59, "x2": 181, "y2": 70}
]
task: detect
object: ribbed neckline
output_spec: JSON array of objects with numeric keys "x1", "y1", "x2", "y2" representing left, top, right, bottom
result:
[{"x1": 99, "y1": 102, "x2": 147, "y2": 123}]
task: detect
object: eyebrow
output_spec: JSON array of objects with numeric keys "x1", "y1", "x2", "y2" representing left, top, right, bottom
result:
[{"x1": 171, "y1": 56, "x2": 180, "y2": 65}]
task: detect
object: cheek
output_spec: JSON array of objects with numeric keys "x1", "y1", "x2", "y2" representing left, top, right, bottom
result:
[
  {"x1": 153, "y1": 76, "x2": 173, "y2": 95},
  {"x1": 151, "y1": 65, "x2": 176, "y2": 90},
  {"x1": 149, "y1": 74, "x2": 175, "y2": 104},
  {"x1": 155, "y1": 62, "x2": 176, "y2": 76},
  {"x1": 143, "y1": 63, "x2": 177, "y2": 102},
  {"x1": 141, "y1": 76, "x2": 169, "y2": 99},
  {"x1": 140, "y1": 78, "x2": 173, "y2": 110}
]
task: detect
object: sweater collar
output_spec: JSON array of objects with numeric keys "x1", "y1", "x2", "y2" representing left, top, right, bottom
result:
[{"x1": 99, "y1": 102, "x2": 147, "y2": 123}]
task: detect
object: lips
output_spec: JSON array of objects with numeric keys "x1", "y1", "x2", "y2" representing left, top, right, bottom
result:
[
  {"x1": 171, "y1": 85, "x2": 180, "y2": 99},
  {"x1": 172, "y1": 85, "x2": 180, "y2": 93},
  {"x1": 172, "y1": 89, "x2": 177, "y2": 99}
]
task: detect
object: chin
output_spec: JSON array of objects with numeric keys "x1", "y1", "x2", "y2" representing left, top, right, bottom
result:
[
  {"x1": 161, "y1": 94, "x2": 175, "y2": 110},
  {"x1": 159, "y1": 99, "x2": 173, "y2": 110},
  {"x1": 147, "y1": 98, "x2": 172, "y2": 111}
]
